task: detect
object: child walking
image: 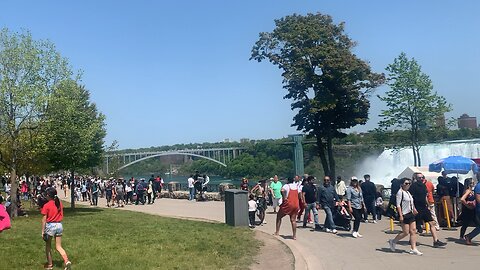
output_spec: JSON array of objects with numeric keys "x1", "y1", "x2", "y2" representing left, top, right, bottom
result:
[
  {"x1": 248, "y1": 194, "x2": 257, "y2": 228},
  {"x1": 41, "y1": 187, "x2": 71, "y2": 270}
]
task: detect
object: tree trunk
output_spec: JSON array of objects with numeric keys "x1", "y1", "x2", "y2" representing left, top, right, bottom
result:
[
  {"x1": 326, "y1": 135, "x2": 335, "y2": 179},
  {"x1": 9, "y1": 168, "x2": 18, "y2": 218},
  {"x1": 70, "y1": 170, "x2": 75, "y2": 209},
  {"x1": 415, "y1": 144, "x2": 422, "y2": 167},
  {"x1": 315, "y1": 133, "x2": 330, "y2": 176}
]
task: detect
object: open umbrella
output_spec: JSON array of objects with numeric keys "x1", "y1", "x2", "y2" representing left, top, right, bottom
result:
[
  {"x1": 428, "y1": 156, "x2": 479, "y2": 175},
  {"x1": 429, "y1": 155, "x2": 478, "y2": 227}
]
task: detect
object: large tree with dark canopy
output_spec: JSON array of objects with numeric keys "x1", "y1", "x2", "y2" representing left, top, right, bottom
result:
[{"x1": 251, "y1": 13, "x2": 384, "y2": 177}]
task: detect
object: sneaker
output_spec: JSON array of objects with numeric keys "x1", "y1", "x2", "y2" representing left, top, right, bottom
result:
[
  {"x1": 357, "y1": 233, "x2": 363, "y2": 238},
  {"x1": 409, "y1": 249, "x2": 423, "y2": 256},
  {"x1": 388, "y1": 239, "x2": 396, "y2": 252},
  {"x1": 64, "y1": 261, "x2": 72, "y2": 270},
  {"x1": 352, "y1": 231, "x2": 358, "y2": 238},
  {"x1": 44, "y1": 263, "x2": 53, "y2": 270},
  {"x1": 263, "y1": 220, "x2": 267, "y2": 224},
  {"x1": 433, "y1": 240, "x2": 447, "y2": 248},
  {"x1": 302, "y1": 224, "x2": 307, "y2": 228},
  {"x1": 373, "y1": 220, "x2": 377, "y2": 224},
  {"x1": 308, "y1": 220, "x2": 314, "y2": 224},
  {"x1": 325, "y1": 228, "x2": 332, "y2": 233},
  {"x1": 332, "y1": 229, "x2": 338, "y2": 234},
  {"x1": 314, "y1": 225, "x2": 323, "y2": 231}
]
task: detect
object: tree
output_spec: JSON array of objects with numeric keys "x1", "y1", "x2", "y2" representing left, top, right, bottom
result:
[
  {"x1": 0, "y1": 28, "x2": 72, "y2": 217},
  {"x1": 43, "y1": 79, "x2": 106, "y2": 208},
  {"x1": 251, "y1": 13, "x2": 384, "y2": 177},
  {"x1": 378, "y1": 52, "x2": 451, "y2": 166}
]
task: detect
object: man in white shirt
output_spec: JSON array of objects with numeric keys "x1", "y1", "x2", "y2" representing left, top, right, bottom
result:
[
  {"x1": 335, "y1": 176, "x2": 347, "y2": 200},
  {"x1": 187, "y1": 175, "x2": 195, "y2": 201}
]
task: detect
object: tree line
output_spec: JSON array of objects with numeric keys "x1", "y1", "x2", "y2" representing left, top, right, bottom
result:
[{"x1": 0, "y1": 29, "x2": 106, "y2": 216}]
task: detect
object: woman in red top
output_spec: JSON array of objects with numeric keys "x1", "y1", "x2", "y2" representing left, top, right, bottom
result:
[
  {"x1": 41, "y1": 187, "x2": 71, "y2": 270},
  {"x1": 274, "y1": 177, "x2": 301, "y2": 240}
]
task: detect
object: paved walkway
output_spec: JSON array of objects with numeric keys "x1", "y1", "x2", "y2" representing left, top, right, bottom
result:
[{"x1": 69, "y1": 195, "x2": 479, "y2": 270}]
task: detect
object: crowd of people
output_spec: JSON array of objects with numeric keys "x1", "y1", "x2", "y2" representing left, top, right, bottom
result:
[{"x1": 239, "y1": 172, "x2": 480, "y2": 255}]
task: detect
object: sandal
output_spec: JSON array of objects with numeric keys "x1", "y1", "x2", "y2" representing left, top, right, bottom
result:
[{"x1": 464, "y1": 235, "x2": 472, "y2": 245}]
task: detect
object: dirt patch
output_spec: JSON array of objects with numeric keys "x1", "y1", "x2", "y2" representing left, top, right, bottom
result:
[{"x1": 250, "y1": 230, "x2": 295, "y2": 270}]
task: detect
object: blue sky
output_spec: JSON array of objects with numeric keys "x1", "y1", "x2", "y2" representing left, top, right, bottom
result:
[{"x1": 2, "y1": 1, "x2": 479, "y2": 149}]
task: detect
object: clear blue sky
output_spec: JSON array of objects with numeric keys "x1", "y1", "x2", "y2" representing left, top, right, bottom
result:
[{"x1": 2, "y1": 1, "x2": 479, "y2": 149}]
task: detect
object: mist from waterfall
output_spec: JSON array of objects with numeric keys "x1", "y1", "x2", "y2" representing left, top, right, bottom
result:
[{"x1": 355, "y1": 139, "x2": 480, "y2": 187}]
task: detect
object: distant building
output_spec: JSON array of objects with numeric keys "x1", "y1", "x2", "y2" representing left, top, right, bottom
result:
[
  {"x1": 239, "y1": 138, "x2": 250, "y2": 144},
  {"x1": 223, "y1": 138, "x2": 230, "y2": 143},
  {"x1": 457, "y1": 114, "x2": 477, "y2": 129}
]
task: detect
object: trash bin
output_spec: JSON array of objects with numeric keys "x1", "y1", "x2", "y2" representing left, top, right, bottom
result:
[{"x1": 224, "y1": 189, "x2": 248, "y2": 226}]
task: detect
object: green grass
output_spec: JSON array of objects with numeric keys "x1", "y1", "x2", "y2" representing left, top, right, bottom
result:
[{"x1": 0, "y1": 203, "x2": 259, "y2": 270}]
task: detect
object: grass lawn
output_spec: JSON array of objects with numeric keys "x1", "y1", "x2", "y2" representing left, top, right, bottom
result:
[{"x1": 0, "y1": 202, "x2": 259, "y2": 270}]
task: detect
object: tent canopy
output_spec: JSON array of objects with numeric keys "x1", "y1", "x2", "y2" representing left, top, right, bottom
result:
[{"x1": 398, "y1": 166, "x2": 441, "y2": 185}]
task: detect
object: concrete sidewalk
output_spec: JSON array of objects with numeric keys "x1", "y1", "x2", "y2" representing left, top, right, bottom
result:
[{"x1": 69, "y1": 195, "x2": 479, "y2": 270}]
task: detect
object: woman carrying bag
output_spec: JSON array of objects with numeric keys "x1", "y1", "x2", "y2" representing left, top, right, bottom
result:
[{"x1": 388, "y1": 178, "x2": 422, "y2": 255}]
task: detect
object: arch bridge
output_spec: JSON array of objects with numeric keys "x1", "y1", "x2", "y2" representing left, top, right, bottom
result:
[{"x1": 104, "y1": 147, "x2": 245, "y2": 174}]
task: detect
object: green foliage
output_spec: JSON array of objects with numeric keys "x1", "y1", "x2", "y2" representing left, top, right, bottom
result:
[
  {"x1": 43, "y1": 79, "x2": 106, "y2": 173},
  {"x1": 251, "y1": 13, "x2": 384, "y2": 177},
  {"x1": 0, "y1": 28, "x2": 74, "y2": 216},
  {"x1": 378, "y1": 52, "x2": 451, "y2": 166}
]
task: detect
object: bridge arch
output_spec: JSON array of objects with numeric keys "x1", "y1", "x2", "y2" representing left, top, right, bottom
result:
[{"x1": 116, "y1": 152, "x2": 227, "y2": 171}]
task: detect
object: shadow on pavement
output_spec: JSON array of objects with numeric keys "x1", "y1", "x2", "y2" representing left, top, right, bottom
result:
[
  {"x1": 445, "y1": 236, "x2": 479, "y2": 246},
  {"x1": 375, "y1": 248, "x2": 405, "y2": 254}
]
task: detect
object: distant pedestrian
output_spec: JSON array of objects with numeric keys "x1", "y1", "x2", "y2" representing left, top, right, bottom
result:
[
  {"x1": 187, "y1": 175, "x2": 195, "y2": 201},
  {"x1": 335, "y1": 176, "x2": 347, "y2": 200},
  {"x1": 41, "y1": 187, "x2": 71, "y2": 270},
  {"x1": 269, "y1": 175, "x2": 282, "y2": 213},
  {"x1": 274, "y1": 177, "x2": 301, "y2": 240},
  {"x1": 248, "y1": 194, "x2": 257, "y2": 228},
  {"x1": 464, "y1": 179, "x2": 480, "y2": 245},
  {"x1": 318, "y1": 176, "x2": 339, "y2": 233},
  {"x1": 361, "y1": 174, "x2": 377, "y2": 223},
  {"x1": 347, "y1": 177, "x2": 365, "y2": 238},
  {"x1": 240, "y1": 178, "x2": 249, "y2": 191},
  {"x1": 410, "y1": 173, "x2": 447, "y2": 247},
  {"x1": 302, "y1": 176, "x2": 321, "y2": 231},
  {"x1": 459, "y1": 178, "x2": 476, "y2": 239}
]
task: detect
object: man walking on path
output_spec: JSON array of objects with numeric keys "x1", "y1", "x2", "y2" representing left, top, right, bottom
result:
[
  {"x1": 423, "y1": 175, "x2": 440, "y2": 231},
  {"x1": 302, "y1": 176, "x2": 321, "y2": 230},
  {"x1": 318, "y1": 176, "x2": 339, "y2": 233},
  {"x1": 410, "y1": 173, "x2": 447, "y2": 248},
  {"x1": 269, "y1": 175, "x2": 282, "y2": 213},
  {"x1": 361, "y1": 174, "x2": 377, "y2": 223}
]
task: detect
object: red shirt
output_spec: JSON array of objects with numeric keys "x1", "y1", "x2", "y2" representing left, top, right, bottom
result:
[
  {"x1": 423, "y1": 180, "x2": 435, "y2": 204},
  {"x1": 41, "y1": 200, "x2": 64, "y2": 223}
]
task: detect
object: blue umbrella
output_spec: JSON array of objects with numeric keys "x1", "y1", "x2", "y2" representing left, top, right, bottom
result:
[{"x1": 428, "y1": 155, "x2": 479, "y2": 174}]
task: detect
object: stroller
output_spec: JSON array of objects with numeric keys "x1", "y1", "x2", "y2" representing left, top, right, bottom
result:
[{"x1": 333, "y1": 203, "x2": 352, "y2": 231}]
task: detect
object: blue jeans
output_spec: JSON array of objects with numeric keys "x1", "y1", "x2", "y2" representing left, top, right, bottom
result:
[
  {"x1": 303, "y1": 203, "x2": 319, "y2": 226},
  {"x1": 189, "y1": 187, "x2": 195, "y2": 200},
  {"x1": 323, "y1": 205, "x2": 336, "y2": 230}
]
